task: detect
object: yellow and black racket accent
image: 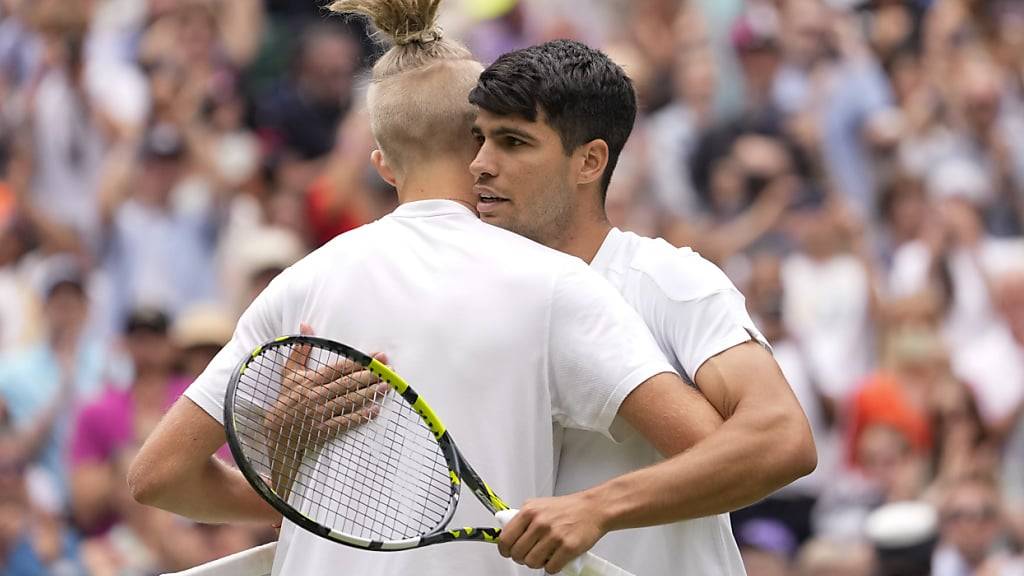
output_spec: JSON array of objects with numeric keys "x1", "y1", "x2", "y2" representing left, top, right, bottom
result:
[{"x1": 224, "y1": 335, "x2": 512, "y2": 551}]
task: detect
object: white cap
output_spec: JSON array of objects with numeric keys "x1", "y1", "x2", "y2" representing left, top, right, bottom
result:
[
  {"x1": 865, "y1": 501, "x2": 939, "y2": 549},
  {"x1": 237, "y1": 227, "x2": 306, "y2": 279}
]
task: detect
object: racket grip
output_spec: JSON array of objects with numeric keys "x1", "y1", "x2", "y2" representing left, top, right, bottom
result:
[{"x1": 494, "y1": 510, "x2": 635, "y2": 576}]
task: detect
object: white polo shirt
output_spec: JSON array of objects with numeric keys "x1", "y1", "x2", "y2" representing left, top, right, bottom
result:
[
  {"x1": 554, "y1": 228, "x2": 764, "y2": 576},
  {"x1": 185, "y1": 201, "x2": 677, "y2": 576}
]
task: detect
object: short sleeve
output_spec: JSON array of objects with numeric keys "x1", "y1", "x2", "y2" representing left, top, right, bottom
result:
[
  {"x1": 547, "y1": 262, "x2": 677, "y2": 438},
  {"x1": 183, "y1": 268, "x2": 292, "y2": 424},
  {"x1": 666, "y1": 289, "x2": 767, "y2": 383}
]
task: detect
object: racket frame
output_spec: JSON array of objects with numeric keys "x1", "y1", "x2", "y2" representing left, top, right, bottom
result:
[{"x1": 224, "y1": 335, "x2": 510, "y2": 551}]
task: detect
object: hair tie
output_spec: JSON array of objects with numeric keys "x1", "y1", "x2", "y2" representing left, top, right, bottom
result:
[{"x1": 395, "y1": 28, "x2": 443, "y2": 46}]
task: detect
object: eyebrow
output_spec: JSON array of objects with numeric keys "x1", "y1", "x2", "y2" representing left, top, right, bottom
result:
[{"x1": 473, "y1": 124, "x2": 538, "y2": 143}]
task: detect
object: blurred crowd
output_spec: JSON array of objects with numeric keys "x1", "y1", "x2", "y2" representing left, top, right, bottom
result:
[{"x1": 0, "y1": 0, "x2": 1023, "y2": 574}]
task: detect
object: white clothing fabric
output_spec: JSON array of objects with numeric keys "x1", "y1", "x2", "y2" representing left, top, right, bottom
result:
[
  {"x1": 781, "y1": 253, "x2": 874, "y2": 401},
  {"x1": 553, "y1": 228, "x2": 759, "y2": 576},
  {"x1": 185, "y1": 201, "x2": 676, "y2": 575}
]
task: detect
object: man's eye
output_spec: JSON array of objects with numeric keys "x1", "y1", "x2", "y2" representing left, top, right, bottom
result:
[{"x1": 507, "y1": 138, "x2": 525, "y2": 147}]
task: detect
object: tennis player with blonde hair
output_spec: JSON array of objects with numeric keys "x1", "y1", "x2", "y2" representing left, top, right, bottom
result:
[{"x1": 129, "y1": 1, "x2": 732, "y2": 574}]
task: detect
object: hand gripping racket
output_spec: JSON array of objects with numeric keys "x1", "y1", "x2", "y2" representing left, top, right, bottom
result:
[{"x1": 224, "y1": 335, "x2": 633, "y2": 575}]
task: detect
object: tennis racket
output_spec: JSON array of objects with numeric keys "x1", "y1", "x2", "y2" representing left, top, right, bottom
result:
[{"x1": 224, "y1": 335, "x2": 633, "y2": 575}]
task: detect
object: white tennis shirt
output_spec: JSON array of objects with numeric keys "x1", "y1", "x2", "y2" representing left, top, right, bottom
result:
[
  {"x1": 554, "y1": 228, "x2": 764, "y2": 576},
  {"x1": 185, "y1": 200, "x2": 677, "y2": 575}
]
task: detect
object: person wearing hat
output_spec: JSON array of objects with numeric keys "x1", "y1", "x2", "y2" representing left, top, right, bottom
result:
[
  {"x1": 98, "y1": 123, "x2": 220, "y2": 324},
  {"x1": 68, "y1": 307, "x2": 187, "y2": 536},
  {"x1": 866, "y1": 500, "x2": 939, "y2": 576},
  {"x1": 172, "y1": 303, "x2": 236, "y2": 383}
]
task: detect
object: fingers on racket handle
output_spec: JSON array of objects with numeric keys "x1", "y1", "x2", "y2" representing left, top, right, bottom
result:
[
  {"x1": 159, "y1": 542, "x2": 277, "y2": 576},
  {"x1": 560, "y1": 552, "x2": 636, "y2": 576},
  {"x1": 494, "y1": 510, "x2": 634, "y2": 576}
]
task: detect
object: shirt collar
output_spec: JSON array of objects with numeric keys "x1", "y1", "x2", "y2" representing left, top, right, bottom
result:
[
  {"x1": 590, "y1": 227, "x2": 627, "y2": 274},
  {"x1": 390, "y1": 199, "x2": 476, "y2": 219}
]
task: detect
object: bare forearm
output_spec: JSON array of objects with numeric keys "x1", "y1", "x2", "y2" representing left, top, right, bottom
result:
[
  {"x1": 137, "y1": 454, "x2": 279, "y2": 525},
  {"x1": 160, "y1": 456, "x2": 280, "y2": 524},
  {"x1": 591, "y1": 405, "x2": 814, "y2": 531},
  {"x1": 129, "y1": 397, "x2": 280, "y2": 525}
]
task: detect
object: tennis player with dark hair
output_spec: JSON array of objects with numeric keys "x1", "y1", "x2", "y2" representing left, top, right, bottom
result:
[
  {"x1": 469, "y1": 40, "x2": 817, "y2": 575},
  {"x1": 128, "y1": 2, "x2": 729, "y2": 575}
]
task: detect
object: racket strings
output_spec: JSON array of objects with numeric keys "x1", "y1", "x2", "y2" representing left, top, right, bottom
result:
[{"x1": 231, "y1": 342, "x2": 455, "y2": 542}]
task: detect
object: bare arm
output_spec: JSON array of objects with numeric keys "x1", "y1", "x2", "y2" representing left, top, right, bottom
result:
[
  {"x1": 218, "y1": 0, "x2": 265, "y2": 68},
  {"x1": 501, "y1": 342, "x2": 815, "y2": 572},
  {"x1": 594, "y1": 341, "x2": 815, "y2": 525},
  {"x1": 128, "y1": 396, "x2": 280, "y2": 525}
]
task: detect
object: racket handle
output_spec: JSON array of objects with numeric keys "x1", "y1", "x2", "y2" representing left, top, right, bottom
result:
[{"x1": 494, "y1": 510, "x2": 635, "y2": 576}]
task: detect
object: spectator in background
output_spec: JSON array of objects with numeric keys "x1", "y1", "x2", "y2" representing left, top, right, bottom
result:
[
  {"x1": 304, "y1": 106, "x2": 386, "y2": 247},
  {"x1": 775, "y1": 0, "x2": 898, "y2": 218},
  {"x1": 930, "y1": 378, "x2": 997, "y2": 488},
  {"x1": 890, "y1": 158, "x2": 1024, "y2": 432},
  {"x1": 0, "y1": 464, "x2": 84, "y2": 575},
  {"x1": 866, "y1": 501, "x2": 939, "y2": 576},
  {"x1": 735, "y1": 517, "x2": 797, "y2": 576},
  {"x1": 875, "y1": 173, "x2": 929, "y2": 269},
  {"x1": 998, "y1": 271, "x2": 1024, "y2": 519},
  {"x1": 74, "y1": 306, "x2": 258, "y2": 575},
  {"x1": 0, "y1": 257, "x2": 108, "y2": 509},
  {"x1": 731, "y1": 3, "x2": 785, "y2": 127},
  {"x1": 219, "y1": 225, "x2": 304, "y2": 315},
  {"x1": 0, "y1": 215, "x2": 41, "y2": 353},
  {"x1": 79, "y1": 447, "x2": 225, "y2": 576},
  {"x1": 814, "y1": 423, "x2": 920, "y2": 540},
  {"x1": 678, "y1": 124, "x2": 803, "y2": 273},
  {"x1": 795, "y1": 537, "x2": 874, "y2": 576},
  {"x1": 847, "y1": 327, "x2": 945, "y2": 468},
  {"x1": 69, "y1": 308, "x2": 184, "y2": 536},
  {"x1": 782, "y1": 199, "x2": 876, "y2": 405},
  {"x1": 100, "y1": 126, "x2": 221, "y2": 324},
  {"x1": 23, "y1": 1, "x2": 110, "y2": 247},
  {"x1": 254, "y1": 23, "x2": 362, "y2": 192},
  {"x1": 643, "y1": 23, "x2": 718, "y2": 219},
  {"x1": 933, "y1": 475, "x2": 1015, "y2": 576},
  {"x1": 172, "y1": 303, "x2": 235, "y2": 383},
  {"x1": 943, "y1": 53, "x2": 1024, "y2": 237}
]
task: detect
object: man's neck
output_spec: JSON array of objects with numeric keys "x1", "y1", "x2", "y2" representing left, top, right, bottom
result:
[
  {"x1": 549, "y1": 208, "x2": 613, "y2": 265},
  {"x1": 397, "y1": 161, "x2": 477, "y2": 214}
]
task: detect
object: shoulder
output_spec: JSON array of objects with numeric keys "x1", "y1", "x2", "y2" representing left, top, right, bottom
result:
[
  {"x1": 624, "y1": 234, "x2": 740, "y2": 302},
  {"x1": 472, "y1": 220, "x2": 589, "y2": 274}
]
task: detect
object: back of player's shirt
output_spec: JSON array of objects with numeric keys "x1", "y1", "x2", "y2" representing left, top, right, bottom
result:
[
  {"x1": 556, "y1": 227, "x2": 765, "y2": 576},
  {"x1": 185, "y1": 201, "x2": 675, "y2": 575}
]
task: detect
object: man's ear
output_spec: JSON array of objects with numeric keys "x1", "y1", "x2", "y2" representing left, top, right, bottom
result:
[
  {"x1": 371, "y1": 149, "x2": 397, "y2": 187},
  {"x1": 575, "y1": 139, "x2": 610, "y2": 187}
]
